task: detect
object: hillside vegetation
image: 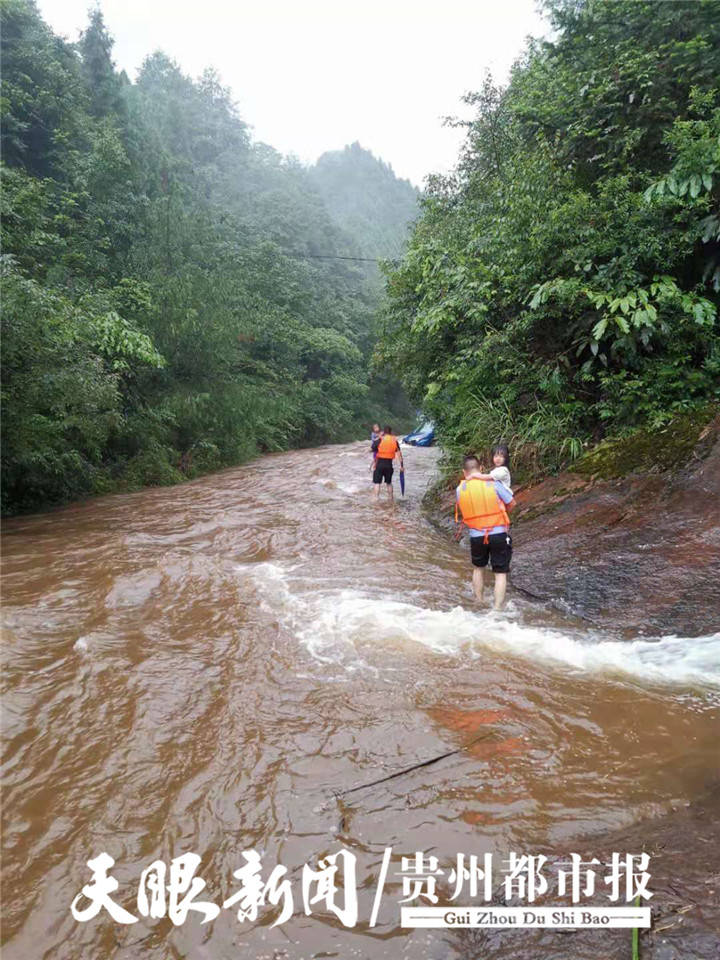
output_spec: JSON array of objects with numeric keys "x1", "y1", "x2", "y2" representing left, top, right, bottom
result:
[
  {"x1": 1, "y1": 1, "x2": 417, "y2": 513},
  {"x1": 379, "y1": 0, "x2": 720, "y2": 478}
]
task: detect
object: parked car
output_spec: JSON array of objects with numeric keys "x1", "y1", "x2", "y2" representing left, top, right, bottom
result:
[
  {"x1": 414, "y1": 426, "x2": 435, "y2": 446},
  {"x1": 402, "y1": 422, "x2": 435, "y2": 446}
]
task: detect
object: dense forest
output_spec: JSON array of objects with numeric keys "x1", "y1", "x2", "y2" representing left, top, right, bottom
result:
[
  {"x1": 0, "y1": 0, "x2": 418, "y2": 513},
  {"x1": 379, "y1": 0, "x2": 720, "y2": 476}
]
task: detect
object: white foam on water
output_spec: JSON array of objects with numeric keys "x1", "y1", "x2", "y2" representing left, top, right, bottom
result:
[
  {"x1": 336, "y1": 482, "x2": 363, "y2": 495},
  {"x1": 240, "y1": 562, "x2": 293, "y2": 615},
  {"x1": 235, "y1": 563, "x2": 376, "y2": 674},
  {"x1": 317, "y1": 478, "x2": 363, "y2": 496},
  {"x1": 236, "y1": 563, "x2": 720, "y2": 691}
]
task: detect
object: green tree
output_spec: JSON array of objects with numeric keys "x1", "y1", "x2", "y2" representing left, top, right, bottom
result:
[
  {"x1": 380, "y1": 0, "x2": 720, "y2": 476},
  {"x1": 1, "y1": 0, "x2": 414, "y2": 513},
  {"x1": 78, "y1": 7, "x2": 124, "y2": 119}
]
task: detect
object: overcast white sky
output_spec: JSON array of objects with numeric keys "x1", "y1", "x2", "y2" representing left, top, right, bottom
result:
[{"x1": 37, "y1": 0, "x2": 548, "y2": 186}]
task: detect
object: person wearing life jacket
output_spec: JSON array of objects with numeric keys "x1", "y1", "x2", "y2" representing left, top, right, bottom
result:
[
  {"x1": 455, "y1": 453, "x2": 516, "y2": 609},
  {"x1": 371, "y1": 425, "x2": 404, "y2": 500}
]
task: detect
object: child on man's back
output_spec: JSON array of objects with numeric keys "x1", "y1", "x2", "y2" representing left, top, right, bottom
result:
[{"x1": 476, "y1": 442, "x2": 512, "y2": 494}]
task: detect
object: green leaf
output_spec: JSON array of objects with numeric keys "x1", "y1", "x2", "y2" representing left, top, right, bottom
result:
[
  {"x1": 528, "y1": 285, "x2": 546, "y2": 309},
  {"x1": 425, "y1": 381, "x2": 441, "y2": 399},
  {"x1": 592, "y1": 317, "x2": 608, "y2": 339}
]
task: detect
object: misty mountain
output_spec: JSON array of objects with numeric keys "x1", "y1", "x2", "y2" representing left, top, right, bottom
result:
[{"x1": 310, "y1": 142, "x2": 419, "y2": 262}]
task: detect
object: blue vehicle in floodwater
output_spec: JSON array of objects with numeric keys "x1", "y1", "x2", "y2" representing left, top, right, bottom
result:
[{"x1": 402, "y1": 422, "x2": 435, "y2": 446}]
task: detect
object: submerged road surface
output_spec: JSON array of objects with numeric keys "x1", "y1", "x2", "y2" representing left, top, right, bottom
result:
[{"x1": 2, "y1": 442, "x2": 719, "y2": 959}]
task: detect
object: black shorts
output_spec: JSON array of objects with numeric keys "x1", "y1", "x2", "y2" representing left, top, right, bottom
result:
[
  {"x1": 373, "y1": 459, "x2": 394, "y2": 484},
  {"x1": 470, "y1": 532, "x2": 512, "y2": 573}
]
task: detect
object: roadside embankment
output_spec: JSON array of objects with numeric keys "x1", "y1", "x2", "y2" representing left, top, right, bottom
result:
[
  {"x1": 426, "y1": 408, "x2": 720, "y2": 959},
  {"x1": 424, "y1": 408, "x2": 720, "y2": 637}
]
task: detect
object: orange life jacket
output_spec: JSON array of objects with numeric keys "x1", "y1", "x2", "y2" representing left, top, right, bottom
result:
[
  {"x1": 455, "y1": 477, "x2": 510, "y2": 533},
  {"x1": 376, "y1": 434, "x2": 399, "y2": 459}
]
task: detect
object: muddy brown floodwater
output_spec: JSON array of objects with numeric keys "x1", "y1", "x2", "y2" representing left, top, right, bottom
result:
[{"x1": 2, "y1": 443, "x2": 719, "y2": 960}]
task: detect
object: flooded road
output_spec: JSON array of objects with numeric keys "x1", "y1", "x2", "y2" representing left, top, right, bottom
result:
[{"x1": 2, "y1": 442, "x2": 719, "y2": 959}]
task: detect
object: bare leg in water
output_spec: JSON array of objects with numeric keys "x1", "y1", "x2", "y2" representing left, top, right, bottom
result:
[
  {"x1": 493, "y1": 572, "x2": 507, "y2": 610},
  {"x1": 472, "y1": 567, "x2": 486, "y2": 602},
  {"x1": 473, "y1": 568, "x2": 507, "y2": 609},
  {"x1": 372, "y1": 481, "x2": 394, "y2": 501}
]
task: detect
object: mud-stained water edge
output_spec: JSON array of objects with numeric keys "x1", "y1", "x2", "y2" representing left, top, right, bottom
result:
[{"x1": 2, "y1": 442, "x2": 719, "y2": 959}]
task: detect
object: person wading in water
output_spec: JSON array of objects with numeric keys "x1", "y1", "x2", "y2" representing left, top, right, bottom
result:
[
  {"x1": 371, "y1": 426, "x2": 404, "y2": 501},
  {"x1": 455, "y1": 453, "x2": 516, "y2": 609}
]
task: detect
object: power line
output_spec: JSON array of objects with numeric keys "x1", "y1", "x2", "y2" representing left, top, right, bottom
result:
[
  {"x1": 289, "y1": 253, "x2": 400, "y2": 264},
  {"x1": 305, "y1": 254, "x2": 381, "y2": 262}
]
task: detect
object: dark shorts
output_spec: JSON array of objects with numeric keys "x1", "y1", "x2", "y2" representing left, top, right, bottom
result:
[
  {"x1": 470, "y1": 532, "x2": 512, "y2": 573},
  {"x1": 373, "y1": 459, "x2": 394, "y2": 484}
]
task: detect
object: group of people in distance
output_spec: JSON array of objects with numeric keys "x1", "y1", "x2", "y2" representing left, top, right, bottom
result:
[{"x1": 367, "y1": 424, "x2": 516, "y2": 609}]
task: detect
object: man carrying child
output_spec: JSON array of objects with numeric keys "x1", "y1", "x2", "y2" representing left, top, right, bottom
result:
[{"x1": 455, "y1": 452, "x2": 516, "y2": 609}]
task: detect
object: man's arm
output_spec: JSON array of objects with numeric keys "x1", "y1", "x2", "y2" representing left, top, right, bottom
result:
[{"x1": 494, "y1": 481, "x2": 515, "y2": 512}]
